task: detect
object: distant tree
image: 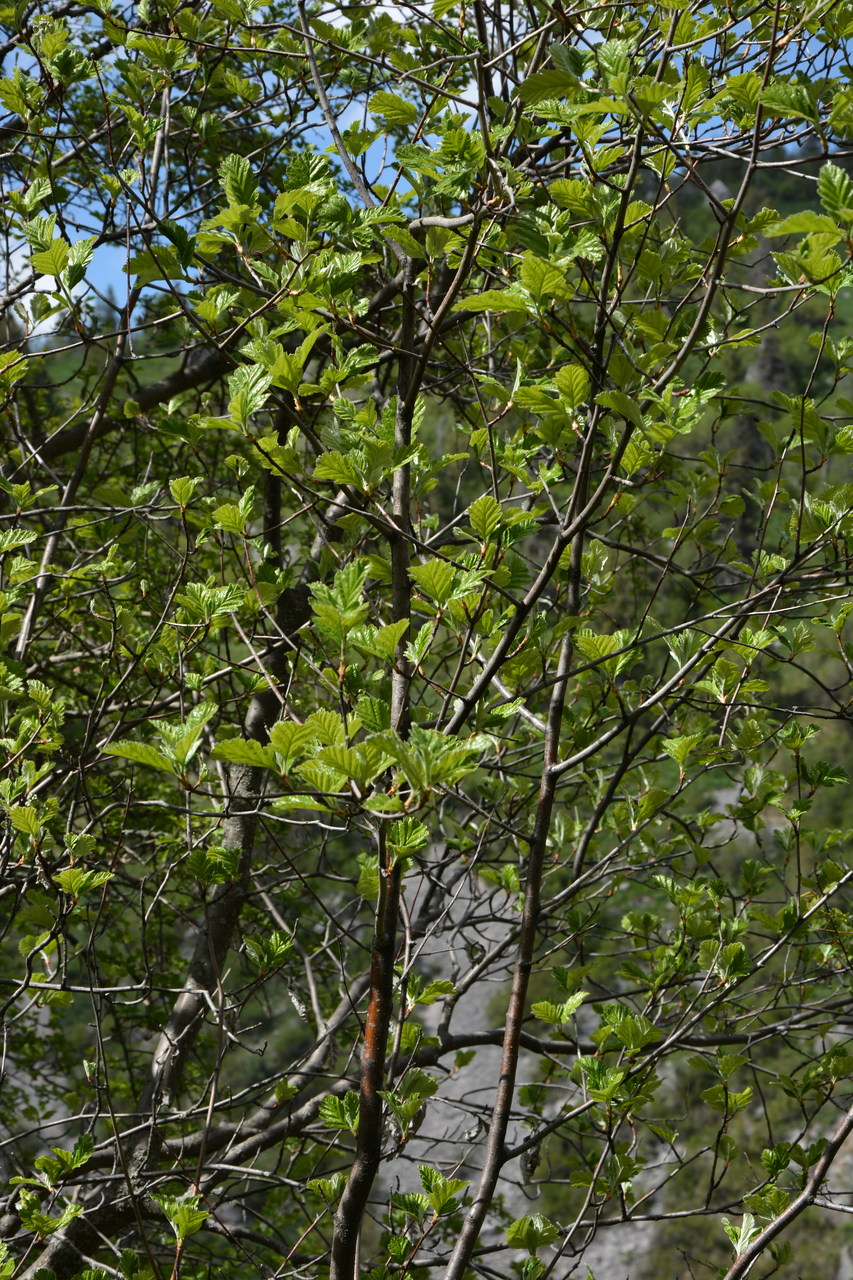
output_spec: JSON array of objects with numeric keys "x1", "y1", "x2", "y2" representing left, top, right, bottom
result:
[{"x1": 3, "y1": 3, "x2": 853, "y2": 1280}]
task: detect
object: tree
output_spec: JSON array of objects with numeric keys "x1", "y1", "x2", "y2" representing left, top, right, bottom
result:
[{"x1": 3, "y1": 1, "x2": 853, "y2": 1278}]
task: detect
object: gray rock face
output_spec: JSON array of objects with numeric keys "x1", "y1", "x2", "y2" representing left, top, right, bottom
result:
[{"x1": 379, "y1": 865, "x2": 665, "y2": 1277}]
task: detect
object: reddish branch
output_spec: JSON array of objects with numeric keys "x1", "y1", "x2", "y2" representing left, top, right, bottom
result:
[
  {"x1": 330, "y1": 259, "x2": 417, "y2": 1280},
  {"x1": 330, "y1": 851, "x2": 403, "y2": 1280}
]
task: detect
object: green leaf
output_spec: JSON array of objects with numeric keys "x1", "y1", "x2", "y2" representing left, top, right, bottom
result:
[
  {"x1": 219, "y1": 153, "x2": 259, "y2": 208},
  {"x1": 468, "y1": 494, "x2": 502, "y2": 540},
  {"x1": 169, "y1": 476, "x2": 200, "y2": 508},
  {"x1": 211, "y1": 738, "x2": 275, "y2": 768},
  {"x1": 554, "y1": 364, "x2": 590, "y2": 409},
  {"x1": 454, "y1": 288, "x2": 532, "y2": 315},
  {"x1": 53, "y1": 868, "x2": 113, "y2": 899},
  {"x1": 518, "y1": 255, "x2": 570, "y2": 304},
  {"x1": 228, "y1": 365, "x2": 272, "y2": 427},
  {"x1": 31, "y1": 238, "x2": 69, "y2": 278},
  {"x1": 610, "y1": 1013, "x2": 661, "y2": 1052},
  {"x1": 387, "y1": 816, "x2": 429, "y2": 855},
  {"x1": 314, "y1": 451, "x2": 365, "y2": 486},
  {"x1": 703, "y1": 1084, "x2": 753, "y2": 1113},
  {"x1": 818, "y1": 161, "x2": 853, "y2": 224},
  {"x1": 62, "y1": 235, "x2": 95, "y2": 289},
  {"x1": 761, "y1": 81, "x2": 817, "y2": 124},
  {"x1": 268, "y1": 721, "x2": 312, "y2": 772},
  {"x1": 414, "y1": 978, "x2": 457, "y2": 1006},
  {"x1": 406, "y1": 622, "x2": 433, "y2": 666},
  {"x1": 597, "y1": 389, "x2": 643, "y2": 430},
  {"x1": 391, "y1": 1190, "x2": 431, "y2": 1222},
  {"x1": 160, "y1": 218, "x2": 197, "y2": 268},
  {"x1": 549, "y1": 178, "x2": 596, "y2": 214},
  {"x1": 307, "y1": 1172, "x2": 347, "y2": 1203},
  {"x1": 370, "y1": 91, "x2": 419, "y2": 127},
  {"x1": 505, "y1": 1214, "x2": 559, "y2": 1255},
  {"x1": 514, "y1": 214, "x2": 550, "y2": 257},
  {"x1": 721, "y1": 1212, "x2": 760, "y2": 1257},
  {"x1": 213, "y1": 503, "x2": 248, "y2": 535},
  {"x1": 661, "y1": 734, "x2": 703, "y2": 770},
  {"x1": 319, "y1": 1090, "x2": 360, "y2": 1132},
  {"x1": 0, "y1": 349, "x2": 27, "y2": 391},
  {"x1": 245, "y1": 929, "x2": 292, "y2": 970},
  {"x1": 515, "y1": 68, "x2": 576, "y2": 104},
  {"x1": 153, "y1": 1194, "x2": 209, "y2": 1242},
  {"x1": 0, "y1": 529, "x2": 37, "y2": 553},
  {"x1": 125, "y1": 245, "x2": 185, "y2": 284},
  {"x1": 317, "y1": 743, "x2": 384, "y2": 788},
  {"x1": 174, "y1": 582, "x2": 245, "y2": 623},
  {"x1": 409, "y1": 558, "x2": 455, "y2": 605},
  {"x1": 187, "y1": 844, "x2": 241, "y2": 886},
  {"x1": 351, "y1": 618, "x2": 409, "y2": 661},
  {"x1": 310, "y1": 561, "x2": 370, "y2": 640},
  {"x1": 381, "y1": 225, "x2": 424, "y2": 258},
  {"x1": 419, "y1": 1164, "x2": 468, "y2": 1213},
  {"x1": 29, "y1": 1135, "x2": 94, "y2": 1189},
  {"x1": 531, "y1": 991, "x2": 586, "y2": 1025},
  {"x1": 17, "y1": 1188, "x2": 82, "y2": 1237},
  {"x1": 102, "y1": 741, "x2": 177, "y2": 775},
  {"x1": 764, "y1": 211, "x2": 842, "y2": 239},
  {"x1": 715, "y1": 942, "x2": 752, "y2": 983}
]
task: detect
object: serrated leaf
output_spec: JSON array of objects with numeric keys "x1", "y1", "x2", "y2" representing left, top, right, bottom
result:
[
  {"x1": 0, "y1": 529, "x2": 37, "y2": 553},
  {"x1": 319, "y1": 1090, "x2": 360, "y2": 1132},
  {"x1": 381, "y1": 225, "x2": 424, "y2": 257},
  {"x1": 531, "y1": 991, "x2": 586, "y2": 1024},
  {"x1": 103, "y1": 741, "x2": 177, "y2": 774},
  {"x1": 211, "y1": 738, "x2": 275, "y2": 768},
  {"x1": 505, "y1": 1214, "x2": 559, "y2": 1254},
  {"x1": 228, "y1": 364, "x2": 271, "y2": 427},
  {"x1": 213, "y1": 503, "x2": 247, "y2": 535},
  {"x1": 307, "y1": 1172, "x2": 346, "y2": 1203},
  {"x1": 31, "y1": 238, "x2": 69, "y2": 278},
  {"x1": 554, "y1": 364, "x2": 589, "y2": 410},
  {"x1": 514, "y1": 214, "x2": 550, "y2": 257},
  {"x1": 597, "y1": 389, "x2": 643, "y2": 429},
  {"x1": 370, "y1": 91, "x2": 419, "y2": 126},
  {"x1": 314, "y1": 451, "x2": 365, "y2": 486},
  {"x1": 53, "y1": 868, "x2": 113, "y2": 898},
  {"x1": 169, "y1": 476, "x2": 200, "y2": 508},
  {"x1": 124, "y1": 245, "x2": 185, "y2": 284},
  {"x1": 516, "y1": 68, "x2": 576, "y2": 104},
  {"x1": 468, "y1": 494, "x2": 502, "y2": 539},
  {"x1": 818, "y1": 161, "x2": 853, "y2": 224},
  {"x1": 409, "y1": 558, "x2": 455, "y2": 604},
  {"x1": 518, "y1": 255, "x2": 570, "y2": 304},
  {"x1": 7, "y1": 805, "x2": 42, "y2": 836},
  {"x1": 764, "y1": 211, "x2": 842, "y2": 239},
  {"x1": 61, "y1": 235, "x2": 96, "y2": 289},
  {"x1": 269, "y1": 721, "x2": 312, "y2": 772},
  {"x1": 453, "y1": 289, "x2": 532, "y2": 314},
  {"x1": 153, "y1": 1194, "x2": 209, "y2": 1242},
  {"x1": 219, "y1": 153, "x2": 259, "y2": 208},
  {"x1": 414, "y1": 978, "x2": 456, "y2": 1005},
  {"x1": 406, "y1": 621, "x2": 432, "y2": 666}
]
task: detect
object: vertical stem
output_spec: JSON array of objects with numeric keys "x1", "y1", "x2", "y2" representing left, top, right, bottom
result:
[
  {"x1": 330, "y1": 840, "x2": 402, "y2": 1280},
  {"x1": 330, "y1": 260, "x2": 416, "y2": 1280},
  {"x1": 442, "y1": 627, "x2": 574, "y2": 1280},
  {"x1": 390, "y1": 258, "x2": 415, "y2": 737},
  {"x1": 443, "y1": 472, "x2": 588, "y2": 1280}
]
